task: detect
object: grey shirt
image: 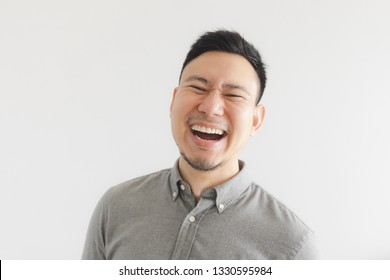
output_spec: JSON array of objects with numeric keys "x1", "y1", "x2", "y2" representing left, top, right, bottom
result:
[{"x1": 82, "y1": 161, "x2": 317, "y2": 259}]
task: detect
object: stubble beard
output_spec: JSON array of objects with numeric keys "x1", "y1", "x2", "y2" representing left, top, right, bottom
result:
[{"x1": 180, "y1": 152, "x2": 225, "y2": 172}]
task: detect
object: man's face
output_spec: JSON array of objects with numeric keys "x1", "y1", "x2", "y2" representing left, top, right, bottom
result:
[{"x1": 170, "y1": 51, "x2": 264, "y2": 171}]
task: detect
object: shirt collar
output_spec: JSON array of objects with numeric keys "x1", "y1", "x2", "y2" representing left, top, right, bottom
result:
[{"x1": 169, "y1": 159, "x2": 253, "y2": 213}]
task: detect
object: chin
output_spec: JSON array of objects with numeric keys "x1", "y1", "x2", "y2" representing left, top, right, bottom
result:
[{"x1": 181, "y1": 153, "x2": 224, "y2": 172}]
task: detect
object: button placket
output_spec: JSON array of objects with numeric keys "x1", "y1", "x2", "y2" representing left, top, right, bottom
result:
[{"x1": 171, "y1": 190, "x2": 217, "y2": 259}]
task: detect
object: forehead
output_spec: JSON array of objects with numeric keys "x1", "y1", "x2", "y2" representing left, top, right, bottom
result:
[{"x1": 181, "y1": 51, "x2": 259, "y2": 93}]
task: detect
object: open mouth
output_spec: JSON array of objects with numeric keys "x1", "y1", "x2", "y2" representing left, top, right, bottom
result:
[{"x1": 191, "y1": 124, "x2": 227, "y2": 141}]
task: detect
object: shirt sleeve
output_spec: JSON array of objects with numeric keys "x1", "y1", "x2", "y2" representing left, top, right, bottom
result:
[
  {"x1": 81, "y1": 191, "x2": 109, "y2": 260},
  {"x1": 293, "y1": 230, "x2": 319, "y2": 260}
]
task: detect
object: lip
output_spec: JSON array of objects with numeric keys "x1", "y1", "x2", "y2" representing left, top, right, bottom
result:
[{"x1": 187, "y1": 123, "x2": 227, "y2": 149}]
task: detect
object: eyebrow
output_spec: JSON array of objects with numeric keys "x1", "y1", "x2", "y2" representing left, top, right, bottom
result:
[
  {"x1": 184, "y1": 75, "x2": 210, "y2": 85},
  {"x1": 184, "y1": 75, "x2": 250, "y2": 95}
]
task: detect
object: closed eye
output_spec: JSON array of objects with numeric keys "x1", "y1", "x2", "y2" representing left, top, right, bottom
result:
[
  {"x1": 189, "y1": 85, "x2": 208, "y2": 93},
  {"x1": 224, "y1": 93, "x2": 246, "y2": 100}
]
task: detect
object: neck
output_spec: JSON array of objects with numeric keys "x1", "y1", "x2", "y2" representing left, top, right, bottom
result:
[{"x1": 178, "y1": 157, "x2": 240, "y2": 201}]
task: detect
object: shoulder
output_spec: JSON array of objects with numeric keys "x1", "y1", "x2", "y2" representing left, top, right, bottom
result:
[
  {"x1": 244, "y1": 182, "x2": 316, "y2": 259},
  {"x1": 247, "y1": 182, "x2": 310, "y2": 227},
  {"x1": 100, "y1": 168, "x2": 172, "y2": 206}
]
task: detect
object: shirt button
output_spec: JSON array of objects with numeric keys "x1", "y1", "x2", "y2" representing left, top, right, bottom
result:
[
  {"x1": 180, "y1": 184, "x2": 186, "y2": 191},
  {"x1": 189, "y1": 216, "x2": 196, "y2": 223},
  {"x1": 218, "y1": 203, "x2": 225, "y2": 210},
  {"x1": 172, "y1": 192, "x2": 177, "y2": 199}
]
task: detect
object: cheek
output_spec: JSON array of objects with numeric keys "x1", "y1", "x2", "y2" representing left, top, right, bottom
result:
[
  {"x1": 171, "y1": 101, "x2": 188, "y2": 133},
  {"x1": 171, "y1": 105, "x2": 185, "y2": 125},
  {"x1": 232, "y1": 110, "x2": 255, "y2": 133},
  {"x1": 171, "y1": 97, "x2": 184, "y2": 117},
  {"x1": 173, "y1": 95, "x2": 198, "y2": 116}
]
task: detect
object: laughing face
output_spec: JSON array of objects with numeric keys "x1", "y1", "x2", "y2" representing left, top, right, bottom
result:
[{"x1": 170, "y1": 51, "x2": 264, "y2": 172}]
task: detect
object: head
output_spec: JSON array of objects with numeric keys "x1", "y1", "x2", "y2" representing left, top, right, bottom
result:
[
  {"x1": 170, "y1": 30, "x2": 267, "y2": 172},
  {"x1": 179, "y1": 30, "x2": 267, "y2": 104}
]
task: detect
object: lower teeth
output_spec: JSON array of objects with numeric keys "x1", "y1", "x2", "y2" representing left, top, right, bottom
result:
[{"x1": 193, "y1": 131, "x2": 223, "y2": 141}]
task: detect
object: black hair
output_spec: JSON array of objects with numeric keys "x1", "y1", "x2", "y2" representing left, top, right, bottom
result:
[{"x1": 179, "y1": 30, "x2": 267, "y2": 104}]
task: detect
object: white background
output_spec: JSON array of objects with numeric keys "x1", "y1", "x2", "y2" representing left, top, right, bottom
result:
[{"x1": 1, "y1": 0, "x2": 389, "y2": 259}]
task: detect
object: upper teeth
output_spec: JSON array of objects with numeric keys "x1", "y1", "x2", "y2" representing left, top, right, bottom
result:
[{"x1": 191, "y1": 125, "x2": 224, "y2": 135}]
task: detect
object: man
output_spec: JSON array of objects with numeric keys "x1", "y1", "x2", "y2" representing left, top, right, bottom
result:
[{"x1": 82, "y1": 30, "x2": 317, "y2": 259}]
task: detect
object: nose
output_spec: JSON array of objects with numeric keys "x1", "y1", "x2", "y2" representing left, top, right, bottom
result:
[{"x1": 197, "y1": 90, "x2": 224, "y2": 117}]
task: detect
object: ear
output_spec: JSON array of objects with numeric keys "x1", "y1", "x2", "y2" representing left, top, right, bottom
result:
[
  {"x1": 251, "y1": 104, "x2": 265, "y2": 136},
  {"x1": 170, "y1": 87, "x2": 178, "y2": 116}
]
